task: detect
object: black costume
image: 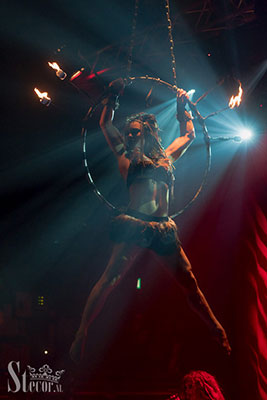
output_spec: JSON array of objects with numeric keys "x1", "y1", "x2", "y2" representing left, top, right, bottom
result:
[
  {"x1": 111, "y1": 159, "x2": 180, "y2": 256},
  {"x1": 126, "y1": 159, "x2": 174, "y2": 189},
  {"x1": 110, "y1": 211, "x2": 180, "y2": 256}
]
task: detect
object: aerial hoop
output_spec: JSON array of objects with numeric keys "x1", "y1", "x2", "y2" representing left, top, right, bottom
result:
[
  {"x1": 82, "y1": 75, "x2": 211, "y2": 218},
  {"x1": 82, "y1": 126, "x2": 117, "y2": 212},
  {"x1": 82, "y1": 0, "x2": 212, "y2": 218}
]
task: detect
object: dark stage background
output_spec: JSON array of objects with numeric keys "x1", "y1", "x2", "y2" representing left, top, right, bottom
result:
[{"x1": 1, "y1": 0, "x2": 267, "y2": 399}]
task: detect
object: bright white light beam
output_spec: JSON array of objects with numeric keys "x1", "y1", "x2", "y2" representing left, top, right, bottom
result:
[{"x1": 239, "y1": 129, "x2": 253, "y2": 140}]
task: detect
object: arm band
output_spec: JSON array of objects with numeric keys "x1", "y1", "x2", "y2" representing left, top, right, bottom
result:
[{"x1": 176, "y1": 110, "x2": 193, "y2": 123}]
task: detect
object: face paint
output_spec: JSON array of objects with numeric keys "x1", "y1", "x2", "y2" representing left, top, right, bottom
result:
[
  {"x1": 125, "y1": 122, "x2": 144, "y2": 154},
  {"x1": 127, "y1": 128, "x2": 142, "y2": 138},
  {"x1": 124, "y1": 116, "x2": 160, "y2": 160}
]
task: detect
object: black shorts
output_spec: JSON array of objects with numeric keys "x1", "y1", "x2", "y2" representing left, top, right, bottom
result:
[{"x1": 110, "y1": 210, "x2": 181, "y2": 256}]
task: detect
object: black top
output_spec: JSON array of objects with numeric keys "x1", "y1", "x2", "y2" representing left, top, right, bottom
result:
[{"x1": 127, "y1": 159, "x2": 174, "y2": 189}]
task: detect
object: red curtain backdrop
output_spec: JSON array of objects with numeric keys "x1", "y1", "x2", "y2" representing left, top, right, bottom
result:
[{"x1": 234, "y1": 134, "x2": 267, "y2": 400}]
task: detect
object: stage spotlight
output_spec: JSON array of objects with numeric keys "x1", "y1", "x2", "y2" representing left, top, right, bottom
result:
[
  {"x1": 44, "y1": 350, "x2": 48, "y2": 355},
  {"x1": 239, "y1": 129, "x2": 253, "y2": 140}
]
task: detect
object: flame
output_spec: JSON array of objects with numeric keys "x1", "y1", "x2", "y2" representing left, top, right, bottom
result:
[
  {"x1": 34, "y1": 88, "x2": 49, "y2": 99},
  {"x1": 229, "y1": 84, "x2": 243, "y2": 109},
  {"x1": 48, "y1": 62, "x2": 60, "y2": 71}
]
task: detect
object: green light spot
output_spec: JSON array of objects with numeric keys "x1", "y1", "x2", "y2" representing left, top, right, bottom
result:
[{"x1": 136, "y1": 278, "x2": 141, "y2": 290}]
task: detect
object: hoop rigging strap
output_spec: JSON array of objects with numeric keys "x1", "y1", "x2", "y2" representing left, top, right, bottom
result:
[
  {"x1": 127, "y1": 0, "x2": 139, "y2": 75},
  {"x1": 82, "y1": 76, "x2": 211, "y2": 218},
  {"x1": 127, "y1": 0, "x2": 178, "y2": 87},
  {"x1": 165, "y1": 0, "x2": 177, "y2": 87}
]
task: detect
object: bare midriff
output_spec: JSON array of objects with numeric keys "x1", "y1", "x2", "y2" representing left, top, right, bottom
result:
[{"x1": 128, "y1": 178, "x2": 169, "y2": 217}]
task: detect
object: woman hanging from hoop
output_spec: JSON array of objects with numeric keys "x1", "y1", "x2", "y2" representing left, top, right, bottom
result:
[{"x1": 70, "y1": 78, "x2": 231, "y2": 363}]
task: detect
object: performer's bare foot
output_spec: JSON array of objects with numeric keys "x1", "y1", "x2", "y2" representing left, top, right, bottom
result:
[{"x1": 212, "y1": 326, "x2": 231, "y2": 355}]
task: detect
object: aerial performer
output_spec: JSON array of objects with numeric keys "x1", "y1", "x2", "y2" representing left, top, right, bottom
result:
[{"x1": 70, "y1": 78, "x2": 231, "y2": 363}]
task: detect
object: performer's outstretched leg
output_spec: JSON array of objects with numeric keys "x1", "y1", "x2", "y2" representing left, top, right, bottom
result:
[
  {"x1": 70, "y1": 242, "x2": 137, "y2": 363},
  {"x1": 155, "y1": 246, "x2": 231, "y2": 354}
]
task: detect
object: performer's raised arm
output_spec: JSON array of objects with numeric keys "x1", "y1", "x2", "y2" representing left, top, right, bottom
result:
[
  {"x1": 99, "y1": 78, "x2": 126, "y2": 157},
  {"x1": 166, "y1": 89, "x2": 196, "y2": 162},
  {"x1": 99, "y1": 78, "x2": 130, "y2": 180}
]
